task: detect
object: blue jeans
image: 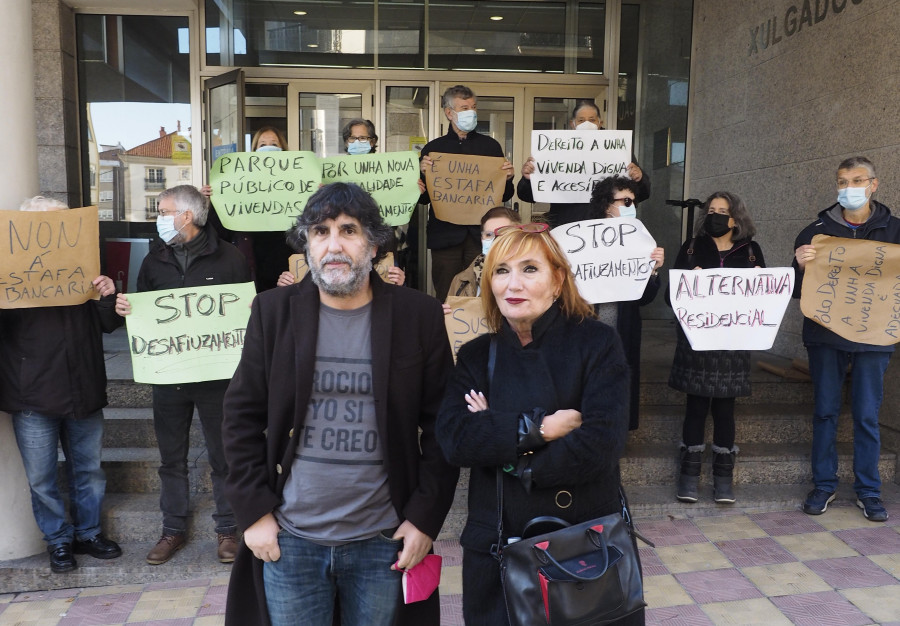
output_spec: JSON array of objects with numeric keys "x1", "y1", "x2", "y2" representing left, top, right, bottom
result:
[
  {"x1": 807, "y1": 346, "x2": 890, "y2": 498},
  {"x1": 12, "y1": 410, "x2": 106, "y2": 548},
  {"x1": 264, "y1": 530, "x2": 403, "y2": 626}
]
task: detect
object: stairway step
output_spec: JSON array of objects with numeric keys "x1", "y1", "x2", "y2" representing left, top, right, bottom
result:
[
  {"x1": 98, "y1": 447, "x2": 215, "y2": 495},
  {"x1": 106, "y1": 379, "x2": 152, "y2": 408},
  {"x1": 102, "y1": 407, "x2": 206, "y2": 449},
  {"x1": 100, "y1": 493, "x2": 225, "y2": 543}
]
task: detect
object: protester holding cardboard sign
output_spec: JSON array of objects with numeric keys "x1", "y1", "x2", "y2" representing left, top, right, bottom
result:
[
  {"x1": 792, "y1": 156, "x2": 897, "y2": 523},
  {"x1": 666, "y1": 192, "x2": 765, "y2": 505},
  {"x1": 517, "y1": 100, "x2": 650, "y2": 228},
  {"x1": 590, "y1": 176, "x2": 664, "y2": 431},
  {"x1": 418, "y1": 85, "x2": 516, "y2": 301}
]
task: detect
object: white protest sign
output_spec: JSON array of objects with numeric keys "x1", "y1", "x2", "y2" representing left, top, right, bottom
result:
[
  {"x1": 551, "y1": 218, "x2": 657, "y2": 304},
  {"x1": 669, "y1": 267, "x2": 795, "y2": 351},
  {"x1": 529, "y1": 130, "x2": 632, "y2": 203}
]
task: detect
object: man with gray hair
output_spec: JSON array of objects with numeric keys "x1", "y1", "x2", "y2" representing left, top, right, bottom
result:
[
  {"x1": 116, "y1": 185, "x2": 251, "y2": 564},
  {"x1": 0, "y1": 197, "x2": 123, "y2": 573},
  {"x1": 222, "y1": 183, "x2": 457, "y2": 626},
  {"x1": 793, "y1": 156, "x2": 897, "y2": 522}
]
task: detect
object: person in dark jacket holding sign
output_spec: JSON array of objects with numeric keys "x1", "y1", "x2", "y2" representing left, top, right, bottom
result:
[
  {"x1": 116, "y1": 185, "x2": 251, "y2": 565},
  {"x1": 793, "y1": 156, "x2": 897, "y2": 522},
  {"x1": 667, "y1": 191, "x2": 764, "y2": 505},
  {"x1": 0, "y1": 196, "x2": 124, "y2": 573}
]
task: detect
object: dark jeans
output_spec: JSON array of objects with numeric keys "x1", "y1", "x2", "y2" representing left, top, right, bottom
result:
[
  {"x1": 152, "y1": 380, "x2": 235, "y2": 535},
  {"x1": 430, "y1": 236, "x2": 481, "y2": 302},
  {"x1": 682, "y1": 394, "x2": 736, "y2": 448}
]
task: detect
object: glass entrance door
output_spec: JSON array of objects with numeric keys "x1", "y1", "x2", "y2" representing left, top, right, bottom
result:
[
  {"x1": 288, "y1": 81, "x2": 374, "y2": 157},
  {"x1": 204, "y1": 69, "x2": 245, "y2": 170}
]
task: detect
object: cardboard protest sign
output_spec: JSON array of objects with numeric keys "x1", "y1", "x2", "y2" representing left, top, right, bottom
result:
[
  {"x1": 124, "y1": 282, "x2": 255, "y2": 384},
  {"x1": 320, "y1": 152, "x2": 421, "y2": 226},
  {"x1": 529, "y1": 130, "x2": 632, "y2": 203},
  {"x1": 424, "y1": 153, "x2": 508, "y2": 225},
  {"x1": 551, "y1": 218, "x2": 657, "y2": 304},
  {"x1": 800, "y1": 235, "x2": 900, "y2": 345},
  {"x1": 669, "y1": 267, "x2": 794, "y2": 351},
  {"x1": 288, "y1": 253, "x2": 396, "y2": 284},
  {"x1": 209, "y1": 151, "x2": 321, "y2": 231},
  {"x1": 444, "y1": 296, "x2": 489, "y2": 361},
  {"x1": 0, "y1": 205, "x2": 101, "y2": 309}
]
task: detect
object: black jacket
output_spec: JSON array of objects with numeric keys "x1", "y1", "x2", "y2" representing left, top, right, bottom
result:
[
  {"x1": 136, "y1": 223, "x2": 251, "y2": 292},
  {"x1": 0, "y1": 297, "x2": 122, "y2": 418},
  {"x1": 793, "y1": 200, "x2": 900, "y2": 352},
  {"x1": 437, "y1": 305, "x2": 629, "y2": 553},
  {"x1": 419, "y1": 129, "x2": 515, "y2": 249}
]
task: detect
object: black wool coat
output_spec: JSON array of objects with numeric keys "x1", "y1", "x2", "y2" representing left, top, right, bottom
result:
[
  {"x1": 222, "y1": 273, "x2": 459, "y2": 626},
  {"x1": 666, "y1": 235, "x2": 766, "y2": 397}
]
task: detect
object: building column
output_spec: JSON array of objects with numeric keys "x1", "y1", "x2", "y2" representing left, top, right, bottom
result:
[{"x1": 0, "y1": 0, "x2": 47, "y2": 559}]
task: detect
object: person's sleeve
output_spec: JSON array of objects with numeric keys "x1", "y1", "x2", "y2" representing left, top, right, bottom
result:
[
  {"x1": 135, "y1": 257, "x2": 151, "y2": 293},
  {"x1": 222, "y1": 297, "x2": 281, "y2": 530},
  {"x1": 792, "y1": 229, "x2": 809, "y2": 299},
  {"x1": 637, "y1": 272, "x2": 661, "y2": 307},
  {"x1": 95, "y1": 293, "x2": 125, "y2": 333},
  {"x1": 632, "y1": 155, "x2": 651, "y2": 204},
  {"x1": 400, "y1": 299, "x2": 460, "y2": 540},
  {"x1": 418, "y1": 146, "x2": 432, "y2": 205},
  {"x1": 517, "y1": 330, "x2": 629, "y2": 488},
  {"x1": 436, "y1": 340, "x2": 521, "y2": 468},
  {"x1": 753, "y1": 241, "x2": 766, "y2": 268},
  {"x1": 517, "y1": 177, "x2": 535, "y2": 203}
]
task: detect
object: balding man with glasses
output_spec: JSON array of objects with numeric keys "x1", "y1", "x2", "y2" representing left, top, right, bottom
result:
[{"x1": 792, "y1": 156, "x2": 896, "y2": 523}]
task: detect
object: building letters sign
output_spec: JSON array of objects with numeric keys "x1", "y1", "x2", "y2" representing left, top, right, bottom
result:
[
  {"x1": 800, "y1": 235, "x2": 900, "y2": 346},
  {"x1": 125, "y1": 282, "x2": 255, "y2": 384},
  {"x1": 0, "y1": 206, "x2": 101, "y2": 309},
  {"x1": 748, "y1": 0, "x2": 863, "y2": 56},
  {"x1": 670, "y1": 267, "x2": 795, "y2": 351}
]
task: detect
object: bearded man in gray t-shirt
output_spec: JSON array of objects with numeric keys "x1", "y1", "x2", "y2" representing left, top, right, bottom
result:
[{"x1": 222, "y1": 183, "x2": 458, "y2": 626}]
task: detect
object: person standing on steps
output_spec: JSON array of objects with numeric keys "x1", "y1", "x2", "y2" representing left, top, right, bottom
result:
[{"x1": 666, "y1": 192, "x2": 765, "y2": 505}]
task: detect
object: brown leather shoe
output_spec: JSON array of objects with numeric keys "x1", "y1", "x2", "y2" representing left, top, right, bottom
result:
[
  {"x1": 146, "y1": 534, "x2": 186, "y2": 565},
  {"x1": 217, "y1": 533, "x2": 238, "y2": 563}
]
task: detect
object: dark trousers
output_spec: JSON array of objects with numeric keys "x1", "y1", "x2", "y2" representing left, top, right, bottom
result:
[
  {"x1": 152, "y1": 380, "x2": 236, "y2": 535},
  {"x1": 430, "y1": 236, "x2": 481, "y2": 302},
  {"x1": 682, "y1": 394, "x2": 736, "y2": 449}
]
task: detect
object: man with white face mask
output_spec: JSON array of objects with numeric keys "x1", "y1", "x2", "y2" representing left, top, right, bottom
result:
[
  {"x1": 115, "y1": 185, "x2": 251, "y2": 564},
  {"x1": 793, "y1": 156, "x2": 897, "y2": 523},
  {"x1": 418, "y1": 85, "x2": 516, "y2": 301},
  {"x1": 517, "y1": 100, "x2": 651, "y2": 228}
]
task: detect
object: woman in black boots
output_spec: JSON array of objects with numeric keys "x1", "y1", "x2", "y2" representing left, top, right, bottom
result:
[{"x1": 667, "y1": 192, "x2": 765, "y2": 504}]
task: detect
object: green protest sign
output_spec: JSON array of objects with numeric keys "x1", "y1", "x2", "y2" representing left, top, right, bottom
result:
[
  {"x1": 209, "y1": 151, "x2": 321, "y2": 232},
  {"x1": 124, "y1": 282, "x2": 255, "y2": 384},
  {"x1": 320, "y1": 152, "x2": 421, "y2": 226}
]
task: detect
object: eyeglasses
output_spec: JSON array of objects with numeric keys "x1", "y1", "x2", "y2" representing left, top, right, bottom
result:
[
  {"x1": 612, "y1": 197, "x2": 634, "y2": 207},
  {"x1": 837, "y1": 177, "x2": 873, "y2": 189},
  {"x1": 157, "y1": 209, "x2": 183, "y2": 217},
  {"x1": 490, "y1": 222, "x2": 550, "y2": 239},
  {"x1": 349, "y1": 136, "x2": 371, "y2": 142}
]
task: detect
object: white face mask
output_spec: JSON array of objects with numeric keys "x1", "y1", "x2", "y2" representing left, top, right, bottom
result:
[
  {"x1": 156, "y1": 215, "x2": 181, "y2": 243},
  {"x1": 575, "y1": 121, "x2": 599, "y2": 131},
  {"x1": 837, "y1": 185, "x2": 871, "y2": 211},
  {"x1": 455, "y1": 110, "x2": 478, "y2": 132}
]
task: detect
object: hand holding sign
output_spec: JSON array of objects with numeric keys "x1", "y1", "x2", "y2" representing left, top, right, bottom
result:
[{"x1": 424, "y1": 153, "x2": 508, "y2": 225}]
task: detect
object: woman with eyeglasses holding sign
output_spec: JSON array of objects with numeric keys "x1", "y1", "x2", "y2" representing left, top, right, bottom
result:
[
  {"x1": 666, "y1": 192, "x2": 765, "y2": 505},
  {"x1": 590, "y1": 176, "x2": 665, "y2": 433},
  {"x1": 436, "y1": 224, "x2": 642, "y2": 625}
]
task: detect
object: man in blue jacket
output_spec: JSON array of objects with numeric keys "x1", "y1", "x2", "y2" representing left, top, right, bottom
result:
[{"x1": 793, "y1": 156, "x2": 896, "y2": 522}]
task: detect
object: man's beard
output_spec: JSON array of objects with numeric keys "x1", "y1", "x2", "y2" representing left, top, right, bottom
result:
[{"x1": 308, "y1": 250, "x2": 373, "y2": 297}]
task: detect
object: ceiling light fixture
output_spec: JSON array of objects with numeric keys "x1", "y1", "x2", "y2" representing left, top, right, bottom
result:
[
  {"x1": 293, "y1": 10, "x2": 307, "y2": 16},
  {"x1": 490, "y1": 15, "x2": 503, "y2": 21}
]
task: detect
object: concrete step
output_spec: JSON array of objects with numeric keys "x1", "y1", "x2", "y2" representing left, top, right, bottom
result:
[
  {"x1": 98, "y1": 447, "x2": 215, "y2": 495},
  {"x1": 620, "y1": 442, "x2": 896, "y2": 486},
  {"x1": 102, "y1": 407, "x2": 206, "y2": 449},
  {"x1": 100, "y1": 493, "x2": 224, "y2": 543},
  {"x1": 628, "y1": 403, "x2": 854, "y2": 445},
  {"x1": 106, "y1": 380, "x2": 152, "y2": 409}
]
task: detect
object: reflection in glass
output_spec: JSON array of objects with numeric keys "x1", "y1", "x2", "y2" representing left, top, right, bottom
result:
[
  {"x1": 77, "y1": 14, "x2": 191, "y2": 222},
  {"x1": 577, "y1": 1, "x2": 606, "y2": 74},
  {"x1": 378, "y1": 2, "x2": 425, "y2": 68},
  {"x1": 472, "y1": 96, "x2": 515, "y2": 165},
  {"x1": 385, "y1": 86, "x2": 429, "y2": 154},
  {"x1": 298, "y1": 93, "x2": 363, "y2": 157},
  {"x1": 245, "y1": 83, "x2": 288, "y2": 150}
]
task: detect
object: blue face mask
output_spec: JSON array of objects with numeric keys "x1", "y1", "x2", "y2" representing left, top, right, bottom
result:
[
  {"x1": 156, "y1": 215, "x2": 181, "y2": 243},
  {"x1": 837, "y1": 185, "x2": 870, "y2": 211},
  {"x1": 455, "y1": 110, "x2": 477, "y2": 132},
  {"x1": 347, "y1": 140, "x2": 371, "y2": 155},
  {"x1": 481, "y1": 238, "x2": 494, "y2": 257},
  {"x1": 617, "y1": 206, "x2": 637, "y2": 219},
  {"x1": 256, "y1": 145, "x2": 282, "y2": 152}
]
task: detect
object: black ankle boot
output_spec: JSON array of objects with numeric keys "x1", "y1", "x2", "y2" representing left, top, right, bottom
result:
[
  {"x1": 712, "y1": 445, "x2": 738, "y2": 504},
  {"x1": 676, "y1": 444, "x2": 704, "y2": 503}
]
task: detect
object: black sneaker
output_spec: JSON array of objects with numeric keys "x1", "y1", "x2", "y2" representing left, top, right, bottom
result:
[
  {"x1": 802, "y1": 488, "x2": 835, "y2": 515},
  {"x1": 73, "y1": 534, "x2": 123, "y2": 559},
  {"x1": 856, "y1": 497, "x2": 889, "y2": 522},
  {"x1": 48, "y1": 543, "x2": 77, "y2": 573}
]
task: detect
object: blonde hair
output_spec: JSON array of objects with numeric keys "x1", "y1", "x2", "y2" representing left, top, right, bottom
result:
[{"x1": 480, "y1": 228, "x2": 594, "y2": 333}]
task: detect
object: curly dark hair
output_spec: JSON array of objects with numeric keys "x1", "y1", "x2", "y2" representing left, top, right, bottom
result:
[
  {"x1": 286, "y1": 183, "x2": 395, "y2": 265},
  {"x1": 694, "y1": 191, "x2": 756, "y2": 241},
  {"x1": 590, "y1": 176, "x2": 642, "y2": 217}
]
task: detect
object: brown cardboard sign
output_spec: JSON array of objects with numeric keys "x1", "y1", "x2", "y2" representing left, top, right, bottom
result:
[
  {"x1": 444, "y1": 296, "x2": 489, "y2": 361},
  {"x1": 424, "y1": 153, "x2": 508, "y2": 225},
  {"x1": 288, "y1": 252, "x2": 395, "y2": 284},
  {"x1": 0, "y1": 205, "x2": 101, "y2": 309},
  {"x1": 800, "y1": 234, "x2": 900, "y2": 345}
]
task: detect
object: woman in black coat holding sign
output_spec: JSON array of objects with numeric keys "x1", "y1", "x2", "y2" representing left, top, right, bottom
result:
[
  {"x1": 666, "y1": 191, "x2": 765, "y2": 505},
  {"x1": 590, "y1": 176, "x2": 664, "y2": 431}
]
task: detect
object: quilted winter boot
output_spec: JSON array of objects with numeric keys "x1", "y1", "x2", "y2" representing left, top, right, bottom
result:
[
  {"x1": 676, "y1": 443, "x2": 705, "y2": 503},
  {"x1": 712, "y1": 445, "x2": 738, "y2": 504}
]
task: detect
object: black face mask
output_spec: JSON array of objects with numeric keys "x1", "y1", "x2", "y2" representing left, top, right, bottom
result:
[{"x1": 704, "y1": 213, "x2": 732, "y2": 238}]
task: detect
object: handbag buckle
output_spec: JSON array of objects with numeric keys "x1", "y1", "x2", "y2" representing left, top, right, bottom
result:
[{"x1": 555, "y1": 490, "x2": 573, "y2": 509}]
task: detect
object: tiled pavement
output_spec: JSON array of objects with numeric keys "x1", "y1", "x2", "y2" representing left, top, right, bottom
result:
[{"x1": 2, "y1": 494, "x2": 899, "y2": 625}]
